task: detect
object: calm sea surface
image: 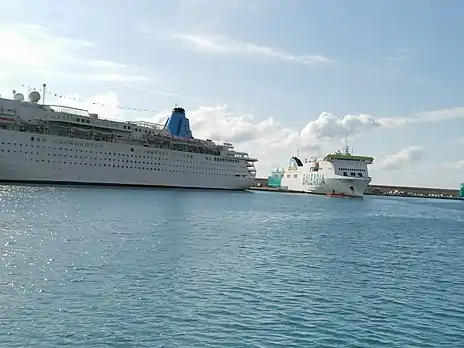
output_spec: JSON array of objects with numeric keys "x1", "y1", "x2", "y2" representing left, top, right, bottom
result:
[{"x1": 0, "y1": 185, "x2": 463, "y2": 347}]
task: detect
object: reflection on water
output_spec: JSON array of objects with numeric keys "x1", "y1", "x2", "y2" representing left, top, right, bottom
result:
[{"x1": 0, "y1": 186, "x2": 463, "y2": 347}]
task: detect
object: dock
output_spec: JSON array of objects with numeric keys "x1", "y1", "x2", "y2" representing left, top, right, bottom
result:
[{"x1": 250, "y1": 178, "x2": 462, "y2": 200}]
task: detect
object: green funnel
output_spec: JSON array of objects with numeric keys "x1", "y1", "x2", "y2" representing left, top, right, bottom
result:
[{"x1": 460, "y1": 183, "x2": 464, "y2": 198}]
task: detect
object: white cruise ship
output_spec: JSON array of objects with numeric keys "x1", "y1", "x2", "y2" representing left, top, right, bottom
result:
[
  {"x1": 270, "y1": 145, "x2": 374, "y2": 197},
  {"x1": 0, "y1": 88, "x2": 258, "y2": 190}
]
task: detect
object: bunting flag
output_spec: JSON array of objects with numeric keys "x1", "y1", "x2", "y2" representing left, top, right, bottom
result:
[{"x1": 15, "y1": 85, "x2": 162, "y2": 113}]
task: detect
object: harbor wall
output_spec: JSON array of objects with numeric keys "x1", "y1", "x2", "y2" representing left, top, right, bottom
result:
[
  {"x1": 253, "y1": 178, "x2": 460, "y2": 198},
  {"x1": 365, "y1": 184, "x2": 458, "y2": 197}
]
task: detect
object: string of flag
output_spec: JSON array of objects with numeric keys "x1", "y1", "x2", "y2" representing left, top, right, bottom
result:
[{"x1": 14, "y1": 85, "x2": 162, "y2": 113}]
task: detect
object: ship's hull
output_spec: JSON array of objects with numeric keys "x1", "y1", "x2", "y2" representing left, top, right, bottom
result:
[
  {"x1": 0, "y1": 130, "x2": 255, "y2": 190},
  {"x1": 318, "y1": 177, "x2": 371, "y2": 197},
  {"x1": 0, "y1": 179, "x2": 252, "y2": 191},
  {"x1": 282, "y1": 176, "x2": 371, "y2": 197}
]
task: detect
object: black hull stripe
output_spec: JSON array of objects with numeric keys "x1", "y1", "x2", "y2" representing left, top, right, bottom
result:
[{"x1": 0, "y1": 180, "x2": 251, "y2": 192}]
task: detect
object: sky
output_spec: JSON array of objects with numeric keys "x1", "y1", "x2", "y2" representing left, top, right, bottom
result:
[{"x1": 0, "y1": 0, "x2": 463, "y2": 189}]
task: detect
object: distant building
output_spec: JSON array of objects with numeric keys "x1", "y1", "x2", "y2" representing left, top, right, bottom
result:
[{"x1": 268, "y1": 170, "x2": 284, "y2": 187}]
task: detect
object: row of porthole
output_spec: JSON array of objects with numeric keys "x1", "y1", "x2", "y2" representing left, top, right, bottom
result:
[
  {"x1": 24, "y1": 159, "x2": 242, "y2": 175},
  {"x1": 36, "y1": 134, "x2": 225, "y2": 157},
  {"x1": 6, "y1": 139, "x2": 242, "y2": 163},
  {"x1": 1, "y1": 147, "x2": 239, "y2": 167},
  {"x1": 338, "y1": 168, "x2": 367, "y2": 172},
  {"x1": 39, "y1": 135, "x2": 226, "y2": 159},
  {"x1": 2, "y1": 155, "x2": 246, "y2": 175},
  {"x1": 3, "y1": 153, "x2": 245, "y2": 172}
]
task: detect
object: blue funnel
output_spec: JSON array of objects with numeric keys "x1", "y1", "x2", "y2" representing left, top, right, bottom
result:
[{"x1": 164, "y1": 107, "x2": 193, "y2": 139}]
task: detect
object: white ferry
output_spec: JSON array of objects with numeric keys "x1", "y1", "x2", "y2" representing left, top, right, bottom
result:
[
  {"x1": 270, "y1": 145, "x2": 374, "y2": 197},
  {"x1": 0, "y1": 87, "x2": 258, "y2": 190}
]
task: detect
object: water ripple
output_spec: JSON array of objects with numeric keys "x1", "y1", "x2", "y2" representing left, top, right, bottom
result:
[{"x1": 0, "y1": 187, "x2": 463, "y2": 347}]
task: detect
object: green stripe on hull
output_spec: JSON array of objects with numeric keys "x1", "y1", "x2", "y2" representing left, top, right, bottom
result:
[
  {"x1": 268, "y1": 176, "x2": 282, "y2": 188},
  {"x1": 325, "y1": 154, "x2": 374, "y2": 161}
]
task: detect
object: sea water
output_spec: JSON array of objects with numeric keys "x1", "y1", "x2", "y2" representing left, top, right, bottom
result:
[{"x1": 0, "y1": 185, "x2": 463, "y2": 347}]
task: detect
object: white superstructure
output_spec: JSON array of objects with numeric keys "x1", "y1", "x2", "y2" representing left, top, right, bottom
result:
[
  {"x1": 278, "y1": 145, "x2": 374, "y2": 197},
  {"x1": 0, "y1": 87, "x2": 257, "y2": 190}
]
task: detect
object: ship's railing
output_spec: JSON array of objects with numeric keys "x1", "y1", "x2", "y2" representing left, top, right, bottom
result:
[
  {"x1": 129, "y1": 120, "x2": 165, "y2": 131},
  {"x1": 47, "y1": 105, "x2": 90, "y2": 117},
  {"x1": 227, "y1": 152, "x2": 258, "y2": 161},
  {"x1": 324, "y1": 153, "x2": 374, "y2": 163},
  {"x1": 45, "y1": 105, "x2": 169, "y2": 132},
  {"x1": 228, "y1": 151, "x2": 252, "y2": 158}
]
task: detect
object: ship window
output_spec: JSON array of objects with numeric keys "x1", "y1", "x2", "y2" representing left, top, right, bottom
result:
[{"x1": 343, "y1": 171, "x2": 347, "y2": 176}]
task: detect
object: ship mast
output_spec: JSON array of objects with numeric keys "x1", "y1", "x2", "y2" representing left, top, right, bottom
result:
[
  {"x1": 343, "y1": 129, "x2": 350, "y2": 155},
  {"x1": 42, "y1": 84, "x2": 47, "y2": 105}
]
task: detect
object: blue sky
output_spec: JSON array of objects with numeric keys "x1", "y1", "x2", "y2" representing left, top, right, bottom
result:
[{"x1": 0, "y1": 0, "x2": 463, "y2": 188}]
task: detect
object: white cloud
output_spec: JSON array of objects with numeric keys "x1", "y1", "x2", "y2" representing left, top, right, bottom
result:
[
  {"x1": 26, "y1": 88, "x2": 464, "y2": 187},
  {"x1": 379, "y1": 146, "x2": 425, "y2": 171},
  {"x1": 0, "y1": 23, "x2": 149, "y2": 82},
  {"x1": 133, "y1": 104, "x2": 387, "y2": 174},
  {"x1": 46, "y1": 91, "x2": 123, "y2": 120},
  {"x1": 445, "y1": 160, "x2": 464, "y2": 170},
  {"x1": 368, "y1": 107, "x2": 464, "y2": 130},
  {"x1": 300, "y1": 112, "x2": 382, "y2": 140},
  {"x1": 417, "y1": 107, "x2": 464, "y2": 123},
  {"x1": 41, "y1": 90, "x2": 460, "y2": 180},
  {"x1": 184, "y1": 105, "x2": 276, "y2": 143},
  {"x1": 0, "y1": 23, "x2": 92, "y2": 69},
  {"x1": 174, "y1": 34, "x2": 333, "y2": 65},
  {"x1": 48, "y1": 92, "x2": 377, "y2": 174}
]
